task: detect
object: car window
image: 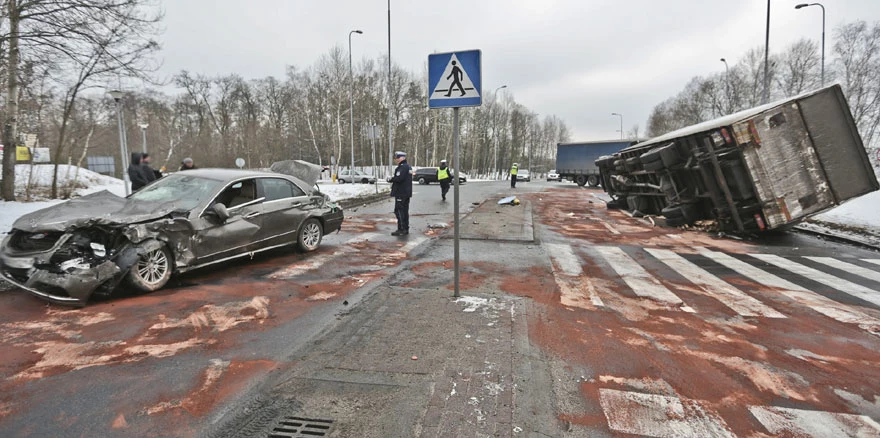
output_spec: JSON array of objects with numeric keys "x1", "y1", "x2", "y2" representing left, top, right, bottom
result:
[
  {"x1": 129, "y1": 173, "x2": 225, "y2": 211},
  {"x1": 259, "y1": 178, "x2": 306, "y2": 201},
  {"x1": 214, "y1": 178, "x2": 260, "y2": 209}
]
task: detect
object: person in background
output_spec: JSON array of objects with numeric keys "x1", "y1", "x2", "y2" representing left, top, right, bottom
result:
[
  {"x1": 141, "y1": 152, "x2": 160, "y2": 182},
  {"x1": 437, "y1": 159, "x2": 452, "y2": 201},
  {"x1": 388, "y1": 151, "x2": 412, "y2": 236},
  {"x1": 510, "y1": 162, "x2": 519, "y2": 188},
  {"x1": 179, "y1": 157, "x2": 196, "y2": 171},
  {"x1": 128, "y1": 152, "x2": 148, "y2": 192}
]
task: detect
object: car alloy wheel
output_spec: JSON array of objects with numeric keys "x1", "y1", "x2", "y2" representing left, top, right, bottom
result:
[
  {"x1": 126, "y1": 244, "x2": 173, "y2": 293},
  {"x1": 298, "y1": 218, "x2": 323, "y2": 252},
  {"x1": 138, "y1": 249, "x2": 169, "y2": 286}
]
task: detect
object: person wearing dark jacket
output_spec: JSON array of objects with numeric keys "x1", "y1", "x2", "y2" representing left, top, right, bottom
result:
[
  {"x1": 388, "y1": 151, "x2": 413, "y2": 236},
  {"x1": 128, "y1": 152, "x2": 149, "y2": 192},
  {"x1": 437, "y1": 159, "x2": 452, "y2": 201},
  {"x1": 141, "y1": 152, "x2": 161, "y2": 182}
]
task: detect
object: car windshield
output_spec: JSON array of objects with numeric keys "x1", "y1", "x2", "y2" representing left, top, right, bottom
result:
[{"x1": 128, "y1": 173, "x2": 226, "y2": 211}]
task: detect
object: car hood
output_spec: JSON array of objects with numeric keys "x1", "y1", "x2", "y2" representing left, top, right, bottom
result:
[
  {"x1": 270, "y1": 160, "x2": 322, "y2": 187},
  {"x1": 10, "y1": 190, "x2": 184, "y2": 233}
]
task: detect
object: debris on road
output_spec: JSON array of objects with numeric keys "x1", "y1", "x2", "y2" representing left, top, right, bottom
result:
[{"x1": 498, "y1": 196, "x2": 520, "y2": 206}]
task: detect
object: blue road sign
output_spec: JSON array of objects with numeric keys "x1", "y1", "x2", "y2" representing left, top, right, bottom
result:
[{"x1": 428, "y1": 50, "x2": 482, "y2": 109}]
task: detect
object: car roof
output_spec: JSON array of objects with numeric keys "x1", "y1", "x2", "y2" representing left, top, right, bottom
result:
[{"x1": 175, "y1": 168, "x2": 310, "y2": 186}]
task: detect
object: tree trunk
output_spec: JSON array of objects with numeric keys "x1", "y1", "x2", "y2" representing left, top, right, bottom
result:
[{"x1": 2, "y1": 0, "x2": 20, "y2": 201}]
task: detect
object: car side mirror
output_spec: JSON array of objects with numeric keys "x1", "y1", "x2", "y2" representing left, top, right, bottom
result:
[{"x1": 213, "y1": 203, "x2": 230, "y2": 222}]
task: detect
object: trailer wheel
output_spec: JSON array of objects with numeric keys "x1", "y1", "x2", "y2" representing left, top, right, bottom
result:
[
  {"x1": 587, "y1": 175, "x2": 599, "y2": 187},
  {"x1": 575, "y1": 175, "x2": 588, "y2": 186}
]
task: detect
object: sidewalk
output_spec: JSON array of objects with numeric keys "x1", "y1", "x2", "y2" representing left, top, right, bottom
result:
[{"x1": 211, "y1": 196, "x2": 559, "y2": 437}]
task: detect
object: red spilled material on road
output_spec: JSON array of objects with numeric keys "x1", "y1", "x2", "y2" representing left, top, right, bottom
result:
[{"x1": 522, "y1": 188, "x2": 880, "y2": 435}]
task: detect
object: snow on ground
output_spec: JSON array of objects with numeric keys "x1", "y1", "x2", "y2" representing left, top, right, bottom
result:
[
  {"x1": 317, "y1": 181, "x2": 389, "y2": 202},
  {"x1": 812, "y1": 189, "x2": 880, "y2": 230}
]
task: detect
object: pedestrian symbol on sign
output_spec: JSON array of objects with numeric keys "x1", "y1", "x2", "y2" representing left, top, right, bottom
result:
[{"x1": 430, "y1": 53, "x2": 480, "y2": 100}]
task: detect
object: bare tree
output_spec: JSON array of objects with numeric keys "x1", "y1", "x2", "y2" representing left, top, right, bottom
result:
[{"x1": 776, "y1": 39, "x2": 821, "y2": 98}]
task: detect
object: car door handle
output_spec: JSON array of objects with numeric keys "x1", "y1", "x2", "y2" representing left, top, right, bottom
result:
[
  {"x1": 244, "y1": 211, "x2": 261, "y2": 219},
  {"x1": 291, "y1": 202, "x2": 302, "y2": 208}
]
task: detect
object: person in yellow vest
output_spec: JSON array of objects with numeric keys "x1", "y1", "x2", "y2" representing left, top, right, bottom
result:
[
  {"x1": 510, "y1": 162, "x2": 519, "y2": 188},
  {"x1": 437, "y1": 159, "x2": 452, "y2": 201}
]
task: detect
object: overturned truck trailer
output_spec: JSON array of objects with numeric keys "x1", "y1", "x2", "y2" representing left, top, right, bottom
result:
[{"x1": 597, "y1": 85, "x2": 879, "y2": 232}]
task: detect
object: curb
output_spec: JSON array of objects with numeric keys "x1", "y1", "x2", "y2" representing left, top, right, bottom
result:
[{"x1": 793, "y1": 222, "x2": 880, "y2": 252}]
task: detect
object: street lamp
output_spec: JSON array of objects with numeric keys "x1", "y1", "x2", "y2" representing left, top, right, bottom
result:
[
  {"x1": 108, "y1": 90, "x2": 130, "y2": 196},
  {"x1": 720, "y1": 58, "x2": 730, "y2": 112},
  {"x1": 611, "y1": 113, "x2": 623, "y2": 140},
  {"x1": 138, "y1": 122, "x2": 148, "y2": 153},
  {"x1": 795, "y1": 3, "x2": 825, "y2": 86},
  {"x1": 493, "y1": 84, "x2": 507, "y2": 180},
  {"x1": 349, "y1": 29, "x2": 363, "y2": 174}
]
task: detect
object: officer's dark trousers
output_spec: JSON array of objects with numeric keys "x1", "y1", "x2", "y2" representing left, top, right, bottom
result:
[
  {"x1": 440, "y1": 180, "x2": 450, "y2": 198},
  {"x1": 394, "y1": 197, "x2": 410, "y2": 231},
  {"x1": 511, "y1": 175, "x2": 517, "y2": 188}
]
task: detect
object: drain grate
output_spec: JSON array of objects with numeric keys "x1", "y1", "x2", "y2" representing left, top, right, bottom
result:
[{"x1": 268, "y1": 416, "x2": 334, "y2": 437}]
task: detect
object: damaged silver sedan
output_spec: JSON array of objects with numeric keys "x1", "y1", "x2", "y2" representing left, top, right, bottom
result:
[{"x1": 0, "y1": 162, "x2": 344, "y2": 306}]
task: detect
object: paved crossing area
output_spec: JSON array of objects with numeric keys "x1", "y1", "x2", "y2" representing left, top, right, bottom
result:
[{"x1": 547, "y1": 242, "x2": 880, "y2": 335}]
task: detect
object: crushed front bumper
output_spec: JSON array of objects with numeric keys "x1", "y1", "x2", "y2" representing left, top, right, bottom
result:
[{"x1": 0, "y1": 253, "x2": 120, "y2": 306}]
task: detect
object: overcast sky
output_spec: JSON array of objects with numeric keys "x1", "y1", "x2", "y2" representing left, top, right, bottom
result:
[{"x1": 159, "y1": 0, "x2": 880, "y2": 140}]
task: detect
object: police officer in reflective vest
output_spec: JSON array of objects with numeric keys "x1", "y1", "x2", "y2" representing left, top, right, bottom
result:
[
  {"x1": 437, "y1": 159, "x2": 452, "y2": 201},
  {"x1": 510, "y1": 162, "x2": 519, "y2": 188}
]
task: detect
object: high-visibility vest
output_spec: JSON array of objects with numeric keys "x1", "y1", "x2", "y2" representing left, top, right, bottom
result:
[
  {"x1": 511, "y1": 165, "x2": 518, "y2": 175},
  {"x1": 437, "y1": 167, "x2": 450, "y2": 180}
]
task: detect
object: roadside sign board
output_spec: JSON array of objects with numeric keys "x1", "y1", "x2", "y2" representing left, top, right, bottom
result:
[{"x1": 428, "y1": 50, "x2": 482, "y2": 109}]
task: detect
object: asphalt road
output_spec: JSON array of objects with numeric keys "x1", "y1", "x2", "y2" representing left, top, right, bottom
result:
[{"x1": 0, "y1": 179, "x2": 878, "y2": 437}]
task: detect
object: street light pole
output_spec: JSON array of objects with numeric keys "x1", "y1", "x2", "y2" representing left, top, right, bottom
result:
[
  {"x1": 611, "y1": 112, "x2": 623, "y2": 140},
  {"x1": 349, "y1": 29, "x2": 363, "y2": 174},
  {"x1": 138, "y1": 122, "x2": 148, "y2": 153},
  {"x1": 720, "y1": 58, "x2": 730, "y2": 112},
  {"x1": 493, "y1": 84, "x2": 507, "y2": 180},
  {"x1": 795, "y1": 2, "x2": 825, "y2": 86},
  {"x1": 109, "y1": 90, "x2": 130, "y2": 196}
]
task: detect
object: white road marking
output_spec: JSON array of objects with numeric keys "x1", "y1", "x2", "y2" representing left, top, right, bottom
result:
[
  {"x1": 865, "y1": 259, "x2": 880, "y2": 267},
  {"x1": 270, "y1": 232, "x2": 383, "y2": 279},
  {"x1": 599, "y1": 220, "x2": 621, "y2": 235},
  {"x1": 595, "y1": 246, "x2": 693, "y2": 311},
  {"x1": 805, "y1": 256, "x2": 880, "y2": 284},
  {"x1": 698, "y1": 248, "x2": 880, "y2": 330},
  {"x1": 749, "y1": 406, "x2": 880, "y2": 437},
  {"x1": 546, "y1": 243, "x2": 583, "y2": 276},
  {"x1": 547, "y1": 243, "x2": 604, "y2": 307},
  {"x1": 751, "y1": 254, "x2": 880, "y2": 308},
  {"x1": 599, "y1": 389, "x2": 735, "y2": 438},
  {"x1": 646, "y1": 249, "x2": 785, "y2": 318}
]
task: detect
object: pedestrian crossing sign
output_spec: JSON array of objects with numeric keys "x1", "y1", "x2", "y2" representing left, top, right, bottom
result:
[{"x1": 428, "y1": 49, "x2": 482, "y2": 108}]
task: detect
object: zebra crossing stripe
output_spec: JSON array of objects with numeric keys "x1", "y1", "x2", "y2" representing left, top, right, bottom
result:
[
  {"x1": 599, "y1": 389, "x2": 735, "y2": 438},
  {"x1": 595, "y1": 247, "x2": 694, "y2": 311},
  {"x1": 547, "y1": 243, "x2": 604, "y2": 307},
  {"x1": 806, "y1": 256, "x2": 880, "y2": 284},
  {"x1": 645, "y1": 249, "x2": 785, "y2": 318},
  {"x1": 698, "y1": 248, "x2": 880, "y2": 329},
  {"x1": 749, "y1": 406, "x2": 880, "y2": 437},
  {"x1": 546, "y1": 243, "x2": 583, "y2": 276},
  {"x1": 750, "y1": 254, "x2": 880, "y2": 308},
  {"x1": 865, "y1": 259, "x2": 880, "y2": 267}
]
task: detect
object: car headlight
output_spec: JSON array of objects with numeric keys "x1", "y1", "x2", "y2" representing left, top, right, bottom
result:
[{"x1": 90, "y1": 242, "x2": 106, "y2": 257}]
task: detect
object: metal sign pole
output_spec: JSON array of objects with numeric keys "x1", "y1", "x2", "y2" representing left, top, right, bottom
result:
[{"x1": 453, "y1": 106, "x2": 460, "y2": 298}]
